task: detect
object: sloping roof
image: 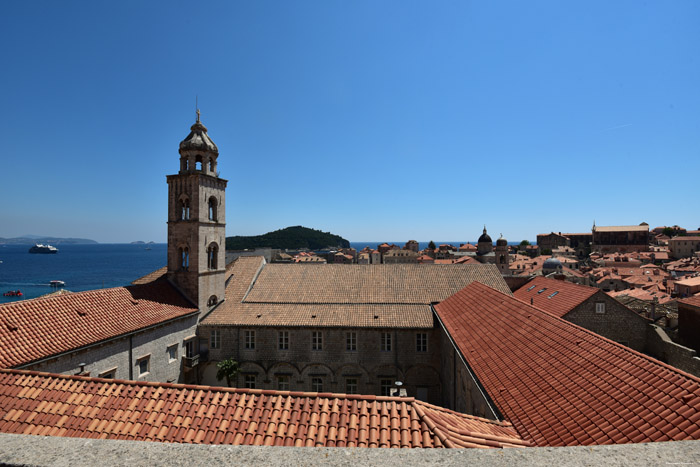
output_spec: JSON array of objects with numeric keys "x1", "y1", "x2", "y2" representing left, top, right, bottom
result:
[
  {"x1": 679, "y1": 295, "x2": 700, "y2": 308},
  {"x1": 676, "y1": 276, "x2": 700, "y2": 287},
  {"x1": 131, "y1": 266, "x2": 167, "y2": 285},
  {"x1": 434, "y1": 282, "x2": 700, "y2": 447},
  {"x1": 203, "y1": 258, "x2": 510, "y2": 328},
  {"x1": 0, "y1": 281, "x2": 198, "y2": 368},
  {"x1": 0, "y1": 369, "x2": 528, "y2": 449},
  {"x1": 594, "y1": 225, "x2": 649, "y2": 232},
  {"x1": 513, "y1": 277, "x2": 598, "y2": 318},
  {"x1": 243, "y1": 263, "x2": 511, "y2": 304}
]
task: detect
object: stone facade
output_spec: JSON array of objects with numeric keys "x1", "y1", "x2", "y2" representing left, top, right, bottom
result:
[
  {"x1": 199, "y1": 325, "x2": 443, "y2": 404},
  {"x1": 564, "y1": 291, "x2": 648, "y2": 352},
  {"x1": 20, "y1": 314, "x2": 198, "y2": 383},
  {"x1": 669, "y1": 236, "x2": 700, "y2": 259},
  {"x1": 536, "y1": 232, "x2": 570, "y2": 253}
]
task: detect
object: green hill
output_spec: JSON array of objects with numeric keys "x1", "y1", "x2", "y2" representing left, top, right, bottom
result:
[{"x1": 226, "y1": 226, "x2": 350, "y2": 250}]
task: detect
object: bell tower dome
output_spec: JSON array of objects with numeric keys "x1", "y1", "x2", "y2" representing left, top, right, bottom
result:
[{"x1": 166, "y1": 110, "x2": 227, "y2": 312}]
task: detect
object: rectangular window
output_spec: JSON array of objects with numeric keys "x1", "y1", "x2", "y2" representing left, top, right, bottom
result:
[
  {"x1": 596, "y1": 302, "x2": 606, "y2": 314},
  {"x1": 184, "y1": 337, "x2": 196, "y2": 359},
  {"x1": 167, "y1": 344, "x2": 178, "y2": 362},
  {"x1": 346, "y1": 378, "x2": 358, "y2": 395},
  {"x1": 312, "y1": 331, "x2": 323, "y2": 351},
  {"x1": 416, "y1": 333, "x2": 428, "y2": 352},
  {"x1": 99, "y1": 368, "x2": 117, "y2": 379},
  {"x1": 380, "y1": 332, "x2": 392, "y2": 352},
  {"x1": 277, "y1": 375, "x2": 289, "y2": 391},
  {"x1": 380, "y1": 379, "x2": 393, "y2": 397},
  {"x1": 137, "y1": 356, "x2": 150, "y2": 377},
  {"x1": 279, "y1": 331, "x2": 289, "y2": 350},
  {"x1": 312, "y1": 377, "x2": 323, "y2": 392},
  {"x1": 346, "y1": 331, "x2": 357, "y2": 351},
  {"x1": 244, "y1": 330, "x2": 255, "y2": 349},
  {"x1": 210, "y1": 329, "x2": 221, "y2": 350},
  {"x1": 244, "y1": 374, "x2": 256, "y2": 389}
]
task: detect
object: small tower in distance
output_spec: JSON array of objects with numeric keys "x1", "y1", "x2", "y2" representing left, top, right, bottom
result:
[
  {"x1": 166, "y1": 110, "x2": 227, "y2": 312},
  {"x1": 495, "y1": 234, "x2": 510, "y2": 275},
  {"x1": 477, "y1": 226, "x2": 493, "y2": 256}
]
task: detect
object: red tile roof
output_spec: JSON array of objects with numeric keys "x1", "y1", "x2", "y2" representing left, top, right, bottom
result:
[
  {"x1": 679, "y1": 295, "x2": 700, "y2": 308},
  {"x1": 0, "y1": 281, "x2": 197, "y2": 368},
  {"x1": 513, "y1": 277, "x2": 598, "y2": 318},
  {"x1": 0, "y1": 369, "x2": 529, "y2": 448},
  {"x1": 434, "y1": 282, "x2": 700, "y2": 447}
]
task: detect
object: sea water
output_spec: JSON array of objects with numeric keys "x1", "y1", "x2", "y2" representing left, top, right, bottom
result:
[{"x1": 0, "y1": 243, "x2": 167, "y2": 303}]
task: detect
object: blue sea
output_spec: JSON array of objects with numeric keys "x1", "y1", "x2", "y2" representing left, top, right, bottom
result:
[{"x1": 0, "y1": 244, "x2": 167, "y2": 304}]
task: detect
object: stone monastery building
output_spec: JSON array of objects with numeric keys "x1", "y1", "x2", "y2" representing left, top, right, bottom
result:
[{"x1": 0, "y1": 115, "x2": 699, "y2": 451}]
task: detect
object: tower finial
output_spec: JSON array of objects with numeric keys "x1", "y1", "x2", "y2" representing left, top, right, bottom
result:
[{"x1": 196, "y1": 95, "x2": 200, "y2": 122}]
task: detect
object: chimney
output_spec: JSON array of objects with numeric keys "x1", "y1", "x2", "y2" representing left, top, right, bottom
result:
[
  {"x1": 650, "y1": 297, "x2": 657, "y2": 321},
  {"x1": 530, "y1": 297, "x2": 534, "y2": 305}
]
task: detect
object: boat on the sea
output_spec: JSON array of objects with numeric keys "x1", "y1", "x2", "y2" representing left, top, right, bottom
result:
[
  {"x1": 3, "y1": 290, "x2": 22, "y2": 297},
  {"x1": 49, "y1": 280, "x2": 65, "y2": 287},
  {"x1": 28, "y1": 244, "x2": 58, "y2": 254}
]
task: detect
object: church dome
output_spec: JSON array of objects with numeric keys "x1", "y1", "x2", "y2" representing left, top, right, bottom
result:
[
  {"x1": 179, "y1": 115, "x2": 218, "y2": 155},
  {"x1": 478, "y1": 227, "x2": 492, "y2": 244},
  {"x1": 543, "y1": 257, "x2": 562, "y2": 271},
  {"x1": 496, "y1": 236, "x2": 508, "y2": 247}
]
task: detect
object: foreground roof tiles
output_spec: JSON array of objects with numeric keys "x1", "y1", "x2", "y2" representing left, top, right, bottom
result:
[
  {"x1": 434, "y1": 282, "x2": 700, "y2": 447},
  {"x1": 513, "y1": 277, "x2": 598, "y2": 318},
  {"x1": 0, "y1": 281, "x2": 197, "y2": 368},
  {"x1": 204, "y1": 258, "x2": 510, "y2": 328},
  {"x1": 0, "y1": 370, "x2": 528, "y2": 449}
]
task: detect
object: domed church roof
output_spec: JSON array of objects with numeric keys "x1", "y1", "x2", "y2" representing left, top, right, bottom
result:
[
  {"x1": 496, "y1": 235, "x2": 508, "y2": 247},
  {"x1": 478, "y1": 226, "x2": 492, "y2": 244},
  {"x1": 179, "y1": 111, "x2": 219, "y2": 155}
]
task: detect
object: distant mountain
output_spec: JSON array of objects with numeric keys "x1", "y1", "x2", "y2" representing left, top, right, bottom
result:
[
  {"x1": 226, "y1": 226, "x2": 350, "y2": 250},
  {"x1": 0, "y1": 236, "x2": 98, "y2": 245}
]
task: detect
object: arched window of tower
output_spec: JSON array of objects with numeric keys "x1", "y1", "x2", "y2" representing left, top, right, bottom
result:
[
  {"x1": 180, "y1": 198, "x2": 190, "y2": 220},
  {"x1": 207, "y1": 243, "x2": 218, "y2": 270},
  {"x1": 195, "y1": 155, "x2": 203, "y2": 171},
  {"x1": 208, "y1": 197, "x2": 217, "y2": 221},
  {"x1": 180, "y1": 247, "x2": 189, "y2": 270}
]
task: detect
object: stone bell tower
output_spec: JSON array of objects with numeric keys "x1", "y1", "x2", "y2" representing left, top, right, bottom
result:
[{"x1": 166, "y1": 110, "x2": 227, "y2": 312}]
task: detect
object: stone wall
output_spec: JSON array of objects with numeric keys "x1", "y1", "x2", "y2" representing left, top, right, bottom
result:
[
  {"x1": 564, "y1": 291, "x2": 648, "y2": 352},
  {"x1": 436, "y1": 316, "x2": 498, "y2": 420},
  {"x1": 199, "y1": 325, "x2": 442, "y2": 404},
  {"x1": 21, "y1": 314, "x2": 199, "y2": 383},
  {"x1": 646, "y1": 324, "x2": 700, "y2": 377}
]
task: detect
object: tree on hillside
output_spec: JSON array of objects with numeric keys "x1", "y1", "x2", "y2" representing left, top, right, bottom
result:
[
  {"x1": 520, "y1": 240, "x2": 531, "y2": 247},
  {"x1": 428, "y1": 240, "x2": 436, "y2": 250},
  {"x1": 216, "y1": 358, "x2": 240, "y2": 387}
]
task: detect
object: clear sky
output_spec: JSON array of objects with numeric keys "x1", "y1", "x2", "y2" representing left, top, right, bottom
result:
[{"x1": 1, "y1": 1, "x2": 698, "y2": 243}]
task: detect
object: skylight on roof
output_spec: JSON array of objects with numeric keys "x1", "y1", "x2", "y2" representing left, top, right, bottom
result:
[
  {"x1": 527, "y1": 285, "x2": 536, "y2": 291},
  {"x1": 537, "y1": 288, "x2": 547, "y2": 294},
  {"x1": 547, "y1": 291, "x2": 559, "y2": 298}
]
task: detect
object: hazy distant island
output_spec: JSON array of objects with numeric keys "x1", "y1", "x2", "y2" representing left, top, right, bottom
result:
[
  {"x1": 130, "y1": 241, "x2": 156, "y2": 244},
  {"x1": 0, "y1": 235, "x2": 98, "y2": 245},
  {"x1": 226, "y1": 226, "x2": 350, "y2": 250}
]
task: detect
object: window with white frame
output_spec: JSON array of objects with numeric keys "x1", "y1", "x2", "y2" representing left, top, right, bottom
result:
[
  {"x1": 244, "y1": 330, "x2": 255, "y2": 349},
  {"x1": 279, "y1": 331, "x2": 289, "y2": 350},
  {"x1": 210, "y1": 329, "x2": 221, "y2": 349},
  {"x1": 312, "y1": 377, "x2": 323, "y2": 392},
  {"x1": 244, "y1": 374, "x2": 256, "y2": 389},
  {"x1": 312, "y1": 331, "x2": 323, "y2": 351},
  {"x1": 346, "y1": 331, "x2": 357, "y2": 351},
  {"x1": 380, "y1": 379, "x2": 393, "y2": 397},
  {"x1": 380, "y1": 332, "x2": 392, "y2": 352},
  {"x1": 137, "y1": 356, "x2": 150, "y2": 377},
  {"x1": 277, "y1": 375, "x2": 290, "y2": 391},
  {"x1": 99, "y1": 368, "x2": 117, "y2": 379},
  {"x1": 416, "y1": 333, "x2": 428, "y2": 352},
  {"x1": 167, "y1": 344, "x2": 178, "y2": 362},
  {"x1": 595, "y1": 302, "x2": 606, "y2": 314},
  {"x1": 346, "y1": 378, "x2": 358, "y2": 394}
]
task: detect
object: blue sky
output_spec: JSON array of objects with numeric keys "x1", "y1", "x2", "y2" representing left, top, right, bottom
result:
[{"x1": 1, "y1": 1, "x2": 698, "y2": 243}]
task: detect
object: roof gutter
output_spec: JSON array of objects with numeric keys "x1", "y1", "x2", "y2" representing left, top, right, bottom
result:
[
  {"x1": 431, "y1": 302, "x2": 503, "y2": 421},
  {"x1": 14, "y1": 310, "x2": 200, "y2": 370}
]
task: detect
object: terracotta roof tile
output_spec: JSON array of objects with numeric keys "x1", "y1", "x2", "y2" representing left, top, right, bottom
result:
[
  {"x1": 0, "y1": 281, "x2": 197, "y2": 368},
  {"x1": 513, "y1": 277, "x2": 598, "y2": 318},
  {"x1": 204, "y1": 258, "x2": 510, "y2": 328},
  {"x1": 0, "y1": 370, "x2": 528, "y2": 449},
  {"x1": 434, "y1": 282, "x2": 700, "y2": 447}
]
